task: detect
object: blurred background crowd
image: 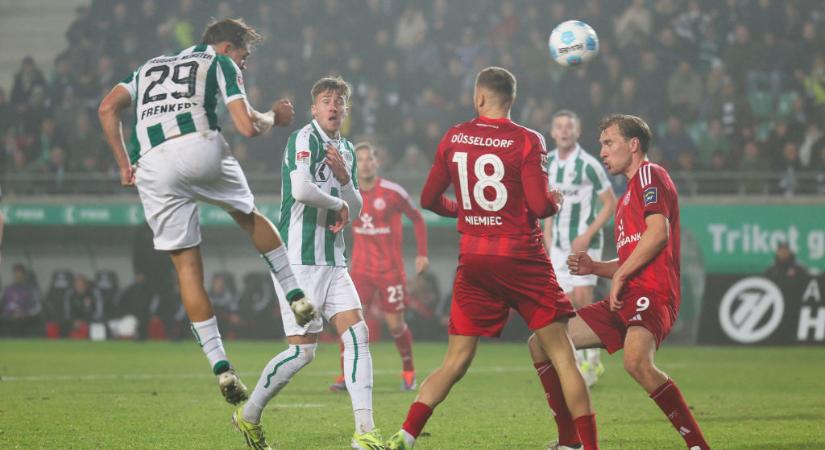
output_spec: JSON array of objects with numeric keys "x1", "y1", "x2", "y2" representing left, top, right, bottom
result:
[{"x1": 2, "y1": 0, "x2": 825, "y2": 196}]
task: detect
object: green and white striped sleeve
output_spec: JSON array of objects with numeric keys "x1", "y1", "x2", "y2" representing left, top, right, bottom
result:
[
  {"x1": 215, "y1": 55, "x2": 246, "y2": 105},
  {"x1": 118, "y1": 69, "x2": 139, "y2": 102}
]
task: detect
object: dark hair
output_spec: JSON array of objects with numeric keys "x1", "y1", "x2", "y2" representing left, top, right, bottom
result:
[
  {"x1": 201, "y1": 18, "x2": 262, "y2": 49},
  {"x1": 475, "y1": 66, "x2": 517, "y2": 105},
  {"x1": 311, "y1": 76, "x2": 351, "y2": 102},
  {"x1": 599, "y1": 114, "x2": 652, "y2": 153},
  {"x1": 553, "y1": 109, "x2": 580, "y2": 125}
]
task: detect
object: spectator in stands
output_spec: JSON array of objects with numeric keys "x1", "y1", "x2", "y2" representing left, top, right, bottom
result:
[
  {"x1": 614, "y1": 0, "x2": 652, "y2": 49},
  {"x1": 777, "y1": 142, "x2": 802, "y2": 196},
  {"x1": 10, "y1": 57, "x2": 47, "y2": 108},
  {"x1": 667, "y1": 61, "x2": 704, "y2": 119},
  {"x1": 0, "y1": 263, "x2": 43, "y2": 337},
  {"x1": 61, "y1": 274, "x2": 104, "y2": 338},
  {"x1": 660, "y1": 116, "x2": 698, "y2": 168},
  {"x1": 738, "y1": 141, "x2": 769, "y2": 194},
  {"x1": 697, "y1": 118, "x2": 731, "y2": 165},
  {"x1": 765, "y1": 241, "x2": 809, "y2": 281}
]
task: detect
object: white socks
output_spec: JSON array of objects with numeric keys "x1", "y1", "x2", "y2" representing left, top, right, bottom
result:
[
  {"x1": 342, "y1": 321, "x2": 374, "y2": 434},
  {"x1": 243, "y1": 343, "x2": 317, "y2": 424},
  {"x1": 190, "y1": 316, "x2": 228, "y2": 374},
  {"x1": 262, "y1": 245, "x2": 304, "y2": 302}
]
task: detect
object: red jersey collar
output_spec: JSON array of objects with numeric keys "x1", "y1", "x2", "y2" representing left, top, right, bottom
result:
[{"x1": 477, "y1": 116, "x2": 512, "y2": 124}]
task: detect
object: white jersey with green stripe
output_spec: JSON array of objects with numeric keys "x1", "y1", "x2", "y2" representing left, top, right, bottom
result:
[
  {"x1": 547, "y1": 144, "x2": 611, "y2": 251},
  {"x1": 118, "y1": 44, "x2": 245, "y2": 163},
  {"x1": 279, "y1": 120, "x2": 358, "y2": 267}
]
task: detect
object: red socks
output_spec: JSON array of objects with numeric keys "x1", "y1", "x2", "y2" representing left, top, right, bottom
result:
[
  {"x1": 573, "y1": 414, "x2": 599, "y2": 450},
  {"x1": 393, "y1": 325, "x2": 415, "y2": 372},
  {"x1": 402, "y1": 401, "x2": 433, "y2": 438},
  {"x1": 650, "y1": 379, "x2": 710, "y2": 450},
  {"x1": 534, "y1": 362, "x2": 581, "y2": 446}
]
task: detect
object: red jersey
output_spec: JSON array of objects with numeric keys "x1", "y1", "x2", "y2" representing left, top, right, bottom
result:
[
  {"x1": 615, "y1": 162, "x2": 681, "y2": 307},
  {"x1": 420, "y1": 116, "x2": 559, "y2": 259},
  {"x1": 351, "y1": 177, "x2": 428, "y2": 277}
]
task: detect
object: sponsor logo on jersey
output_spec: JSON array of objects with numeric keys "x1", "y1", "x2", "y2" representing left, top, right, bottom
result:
[
  {"x1": 373, "y1": 198, "x2": 386, "y2": 210},
  {"x1": 450, "y1": 132, "x2": 514, "y2": 148},
  {"x1": 643, "y1": 186, "x2": 658, "y2": 206},
  {"x1": 314, "y1": 163, "x2": 330, "y2": 182},
  {"x1": 353, "y1": 213, "x2": 391, "y2": 235},
  {"x1": 296, "y1": 150, "x2": 311, "y2": 164}
]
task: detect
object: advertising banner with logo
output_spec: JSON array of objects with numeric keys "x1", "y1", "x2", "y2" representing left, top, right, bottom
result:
[{"x1": 698, "y1": 274, "x2": 825, "y2": 345}]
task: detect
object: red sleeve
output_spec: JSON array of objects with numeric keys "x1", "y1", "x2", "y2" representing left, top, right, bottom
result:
[
  {"x1": 641, "y1": 165, "x2": 672, "y2": 219},
  {"x1": 520, "y1": 133, "x2": 558, "y2": 218},
  {"x1": 420, "y1": 134, "x2": 458, "y2": 218},
  {"x1": 398, "y1": 190, "x2": 428, "y2": 257}
]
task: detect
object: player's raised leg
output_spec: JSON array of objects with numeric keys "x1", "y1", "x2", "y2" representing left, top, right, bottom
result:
[
  {"x1": 386, "y1": 335, "x2": 479, "y2": 450},
  {"x1": 528, "y1": 316, "x2": 604, "y2": 449},
  {"x1": 170, "y1": 246, "x2": 248, "y2": 404},
  {"x1": 331, "y1": 308, "x2": 383, "y2": 449},
  {"x1": 386, "y1": 311, "x2": 416, "y2": 391},
  {"x1": 623, "y1": 326, "x2": 710, "y2": 450},
  {"x1": 230, "y1": 209, "x2": 311, "y2": 312}
]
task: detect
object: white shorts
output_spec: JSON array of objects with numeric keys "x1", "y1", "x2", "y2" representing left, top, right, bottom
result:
[
  {"x1": 550, "y1": 246, "x2": 601, "y2": 293},
  {"x1": 274, "y1": 264, "x2": 362, "y2": 336},
  {"x1": 135, "y1": 130, "x2": 255, "y2": 251}
]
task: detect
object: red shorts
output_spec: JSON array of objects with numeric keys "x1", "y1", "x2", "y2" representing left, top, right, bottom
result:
[
  {"x1": 351, "y1": 272, "x2": 407, "y2": 313},
  {"x1": 577, "y1": 289, "x2": 678, "y2": 354},
  {"x1": 449, "y1": 253, "x2": 574, "y2": 337}
]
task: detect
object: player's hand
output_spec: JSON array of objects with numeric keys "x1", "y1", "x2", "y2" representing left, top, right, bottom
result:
[
  {"x1": 567, "y1": 251, "x2": 594, "y2": 276},
  {"x1": 415, "y1": 256, "x2": 430, "y2": 274},
  {"x1": 324, "y1": 144, "x2": 350, "y2": 184},
  {"x1": 290, "y1": 296, "x2": 318, "y2": 327},
  {"x1": 329, "y1": 202, "x2": 349, "y2": 234},
  {"x1": 609, "y1": 271, "x2": 627, "y2": 311},
  {"x1": 272, "y1": 98, "x2": 294, "y2": 127},
  {"x1": 571, "y1": 235, "x2": 590, "y2": 253},
  {"x1": 120, "y1": 165, "x2": 136, "y2": 187},
  {"x1": 550, "y1": 189, "x2": 564, "y2": 212}
]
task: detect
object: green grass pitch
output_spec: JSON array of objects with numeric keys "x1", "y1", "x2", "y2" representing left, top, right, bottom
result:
[{"x1": 1, "y1": 339, "x2": 823, "y2": 449}]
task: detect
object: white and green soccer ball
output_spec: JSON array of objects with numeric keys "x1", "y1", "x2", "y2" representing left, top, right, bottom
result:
[{"x1": 548, "y1": 20, "x2": 599, "y2": 67}]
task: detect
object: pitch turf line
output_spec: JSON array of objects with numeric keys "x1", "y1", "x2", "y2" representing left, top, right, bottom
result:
[{"x1": 0, "y1": 362, "x2": 686, "y2": 382}]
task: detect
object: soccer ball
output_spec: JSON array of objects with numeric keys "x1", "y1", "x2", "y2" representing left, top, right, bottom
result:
[{"x1": 548, "y1": 20, "x2": 599, "y2": 67}]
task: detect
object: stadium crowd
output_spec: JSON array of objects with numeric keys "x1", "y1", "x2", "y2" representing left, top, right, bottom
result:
[{"x1": 1, "y1": 0, "x2": 825, "y2": 195}]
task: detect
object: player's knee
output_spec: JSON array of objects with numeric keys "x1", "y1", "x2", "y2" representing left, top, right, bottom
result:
[
  {"x1": 623, "y1": 353, "x2": 651, "y2": 380},
  {"x1": 527, "y1": 333, "x2": 545, "y2": 361},
  {"x1": 295, "y1": 343, "x2": 317, "y2": 366}
]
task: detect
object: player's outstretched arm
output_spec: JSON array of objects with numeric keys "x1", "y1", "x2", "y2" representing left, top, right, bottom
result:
[
  {"x1": 568, "y1": 252, "x2": 619, "y2": 279},
  {"x1": 290, "y1": 170, "x2": 346, "y2": 211},
  {"x1": 400, "y1": 191, "x2": 429, "y2": 272},
  {"x1": 227, "y1": 98, "x2": 294, "y2": 137},
  {"x1": 98, "y1": 85, "x2": 135, "y2": 186}
]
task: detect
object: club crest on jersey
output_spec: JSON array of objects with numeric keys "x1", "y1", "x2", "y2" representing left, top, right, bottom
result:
[
  {"x1": 643, "y1": 186, "x2": 658, "y2": 206},
  {"x1": 373, "y1": 198, "x2": 386, "y2": 210}
]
